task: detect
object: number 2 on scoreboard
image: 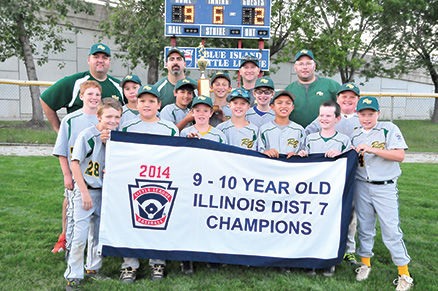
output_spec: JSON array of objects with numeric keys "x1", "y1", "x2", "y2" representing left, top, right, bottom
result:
[{"x1": 139, "y1": 165, "x2": 170, "y2": 179}]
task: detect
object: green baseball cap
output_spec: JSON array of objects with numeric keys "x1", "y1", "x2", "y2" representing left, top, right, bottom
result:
[
  {"x1": 294, "y1": 49, "x2": 314, "y2": 62},
  {"x1": 89, "y1": 43, "x2": 111, "y2": 57},
  {"x1": 356, "y1": 96, "x2": 379, "y2": 112},
  {"x1": 271, "y1": 90, "x2": 295, "y2": 104},
  {"x1": 254, "y1": 76, "x2": 275, "y2": 90},
  {"x1": 192, "y1": 95, "x2": 213, "y2": 108},
  {"x1": 121, "y1": 74, "x2": 142, "y2": 88},
  {"x1": 210, "y1": 72, "x2": 231, "y2": 85},
  {"x1": 175, "y1": 77, "x2": 197, "y2": 91},
  {"x1": 167, "y1": 47, "x2": 185, "y2": 61},
  {"x1": 227, "y1": 88, "x2": 251, "y2": 103},
  {"x1": 240, "y1": 54, "x2": 259, "y2": 67},
  {"x1": 337, "y1": 82, "x2": 360, "y2": 96},
  {"x1": 137, "y1": 84, "x2": 159, "y2": 99}
]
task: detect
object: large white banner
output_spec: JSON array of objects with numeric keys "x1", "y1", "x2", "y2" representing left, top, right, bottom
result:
[{"x1": 99, "y1": 131, "x2": 357, "y2": 268}]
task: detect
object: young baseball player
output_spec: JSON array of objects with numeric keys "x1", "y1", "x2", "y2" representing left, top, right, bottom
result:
[
  {"x1": 258, "y1": 90, "x2": 306, "y2": 158},
  {"x1": 120, "y1": 85, "x2": 179, "y2": 282},
  {"x1": 246, "y1": 76, "x2": 276, "y2": 128},
  {"x1": 216, "y1": 88, "x2": 258, "y2": 151},
  {"x1": 210, "y1": 72, "x2": 232, "y2": 127},
  {"x1": 180, "y1": 95, "x2": 227, "y2": 144},
  {"x1": 351, "y1": 97, "x2": 413, "y2": 291},
  {"x1": 119, "y1": 74, "x2": 142, "y2": 128},
  {"x1": 65, "y1": 98, "x2": 122, "y2": 290},
  {"x1": 305, "y1": 82, "x2": 361, "y2": 138},
  {"x1": 52, "y1": 81, "x2": 101, "y2": 255},
  {"x1": 297, "y1": 100, "x2": 351, "y2": 277},
  {"x1": 159, "y1": 77, "x2": 197, "y2": 131}
]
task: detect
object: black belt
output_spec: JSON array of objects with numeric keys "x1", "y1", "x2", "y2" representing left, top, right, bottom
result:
[
  {"x1": 87, "y1": 185, "x2": 102, "y2": 190},
  {"x1": 368, "y1": 180, "x2": 394, "y2": 185}
]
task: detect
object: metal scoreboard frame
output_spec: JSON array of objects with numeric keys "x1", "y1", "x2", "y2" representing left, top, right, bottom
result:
[{"x1": 165, "y1": 0, "x2": 271, "y2": 39}]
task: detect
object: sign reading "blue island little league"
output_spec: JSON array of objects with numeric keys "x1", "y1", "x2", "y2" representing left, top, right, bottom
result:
[{"x1": 164, "y1": 46, "x2": 270, "y2": 70}]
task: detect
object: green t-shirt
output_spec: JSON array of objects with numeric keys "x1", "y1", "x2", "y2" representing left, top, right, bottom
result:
[
  {"x1": 285, "y1": 77, "x2": 340, "y2": 128},
  {"x1": 40, "y1": 71, "x2": 123, "y2": 113},
  {"x1": 155, "y1": 77, "x2": 176, "y2": 110}
]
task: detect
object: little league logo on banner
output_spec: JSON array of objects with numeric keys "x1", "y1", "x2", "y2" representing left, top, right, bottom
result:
[{"x1": 98, "y1": 132, "x2": 357, "y2": 269}]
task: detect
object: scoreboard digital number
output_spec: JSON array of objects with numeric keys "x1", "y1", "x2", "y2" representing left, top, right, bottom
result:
[{"x1": 165, "y1": 0, "x2": 271, "y2": 39}]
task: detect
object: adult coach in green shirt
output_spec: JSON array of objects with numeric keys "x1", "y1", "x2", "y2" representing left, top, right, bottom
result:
[
  {"x1": 155, "y1": 47, "x2": 187, "y2": 110},
  {"x1": 285, "y1": 49, "x2": 340, "y2": 128},
  {"x1": 40, "y1": 43, "x2": 123, "y2": 132}
]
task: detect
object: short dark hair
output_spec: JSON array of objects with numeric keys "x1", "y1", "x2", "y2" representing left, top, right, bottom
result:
[{"x1": 321, "y1": 100, "x2": 341, "y2": 117}]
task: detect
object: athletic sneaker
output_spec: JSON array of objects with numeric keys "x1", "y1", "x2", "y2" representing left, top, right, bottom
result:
[
  {"x1": 181, "y1": 261, "x2": 194, "y2": 274},
  {"x1": 65, "y1": 279, "x2": 80, "y2": 290},
  {"x1": 322, "y1": 265, "x2": 336, "y2": 277},
  {"x1": 52, "y1": 233, "x2": 66, "y2": 253},
  {"x1": 355, "y1": 263, "x2": 371, "y2": 281},
  {"x1": 120, "y1": 267, "x2": 136, "y2": 283},
  {"x1": 343, "y1": 253, "x2": 358, "y2": 265},
  {"x1": 394, "y1": 275, "x2": 414, "y2": 291},
  {"x1": 151, "y1": 264, "x2": 165, "y2": 281},
  {"x1": 85, "y1": 270, "x2": 110, "y2": 280}
]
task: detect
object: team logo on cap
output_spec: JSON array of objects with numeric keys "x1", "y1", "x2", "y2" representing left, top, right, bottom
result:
[
  {"x1": 198, "y1": 96, "x2": 206, "y2": 100},
  {"x1": 346, "y1": 84, "x2": 354, "y2": 88},
  {"x1": 260, "y1": 78, "x2": 268, "y2": 83},
  {"x1": 128, "y1": 179, "x2": 178, "y2": 230},
  {"x1": 301, "y1": 49, "x2": 308, "y2": 53},
  {"x1": 362, "y1": 98, "x2": 372, "y2": 104},
  {"x1": 144, "y1": 85, "x2": 151, "y2": 90},
  {"x1": 182, "y1": 79, "x2": 190, "y2": 83},
  {"x1": 126, "y1": 75, "x2": 133, "y2": 79},
  {"x1": 97, "y1": 44, "x2": 106, "y2": 50}
]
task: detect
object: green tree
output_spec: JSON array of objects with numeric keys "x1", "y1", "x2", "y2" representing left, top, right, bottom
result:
[
  {"x1": 368, "y1": 0, "x2": 438, "y2": 122},
  {"x1": 275, "y1": 0, "x2": 385, "y2": 83},
  {"x1": 0, "y1": 0, "x2": 93, "y2": 128}
]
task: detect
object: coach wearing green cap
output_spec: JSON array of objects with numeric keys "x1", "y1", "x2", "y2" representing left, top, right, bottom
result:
[
  {"x1": 285, "y1": 49, "x2": 340, "y2": 128},
  {"x1": 40, "y1": 43, "x2": 123, "y2": 132},
  {"x1": 155, "y1": 47, "x2": 187, "y2": 110}
]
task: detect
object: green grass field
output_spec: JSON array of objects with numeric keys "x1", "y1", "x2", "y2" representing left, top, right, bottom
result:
[
  {"x1": 0, "y1": 156, "x2": 436, "y2": 290},
  {"x1": 1, "y1": 120, "x2": 437, "y2": 152}
]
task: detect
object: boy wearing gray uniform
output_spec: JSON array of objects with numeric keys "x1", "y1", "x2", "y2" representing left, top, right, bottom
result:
[
  {"x1": 119, "y1": 74, "x2": 142, "y2": 128},
  {"x1": 65, "y1": 99, "x2": 122, "y2": 290},
  {"x1": 305, "y1": 82, "x2": 361, "y2": 137},
  {"x1": 351, "y1": 97, "x2": 413, "y2": 291},
  {"x1": 120, "y1": 85, "x2": 178, "y2": 282},
  {"x1": 259, "y1": 90, "x2": 306, "y2": 159},
  {"x1": 159, "y1": 77, "x2": 197, "y2": 131},
  {"x1": 216, "y1": 89, "x2": 258, "y2": 151},
  {"x1": 52, "y1": 81, "x2": 100, "y2": 254},
  {"x1": 210, "y1": 72, "x2": 232, "y2": 127},
  {"x1": 181, "y1": 95, "x2": 227, "y2": 144},
  {"x1": 246, "y1": 76, "x2": 276, "y2": 128}
]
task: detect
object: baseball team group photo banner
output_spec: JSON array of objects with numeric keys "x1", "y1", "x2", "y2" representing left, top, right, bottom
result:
[{"x1": 98, "y1": 131, "x2": 357, "y2": 269}]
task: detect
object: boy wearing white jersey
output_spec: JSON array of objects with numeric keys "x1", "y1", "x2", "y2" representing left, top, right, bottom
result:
[
  {"x1": 246, "y1": 76, "x2": 276, "y2": 127},
  {"x1": 120, "y1": 85, "x2": 178, "y2": 282},
  {"x1": 119, "y1": 74, "x2": 141, "y2": 127},
  {"x1": 181, "y1": 95, "x2": 227, "y2": 144},
  {"x1": 52, "y1": 81, "x2": 101, "y2": 255},
  {"x1": 259, "y1": 90, "x2": 305, "y2": 158},
  {"x1": 351, "y1": 97, "x2": 413, "y2": 291},
  {"x1": 216, "y1": 88, "x2": 258, "y2": 151},
  {"x1": 210, "y1": 72, "x2": 232, "y2": 127},
  {"x1": 65, "y1": 98, "x2": 122, "y2": 290},
  {"x1": 305, "y1": 82, "x2": 361, "y2": 137},
  {"x1": 159, "y1": 77, "x2": 197, "y2": 131}
]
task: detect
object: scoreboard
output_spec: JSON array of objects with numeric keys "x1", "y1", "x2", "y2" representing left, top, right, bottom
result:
[{"x1": 165, "y1": 0, "x2": 271, "y2": 39}]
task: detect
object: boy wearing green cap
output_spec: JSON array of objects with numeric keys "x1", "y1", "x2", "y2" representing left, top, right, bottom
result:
[
  {"x1": 119, "y1": 74, "x2": 142, "y2": 128},
  {"x1": 258, "y1": 90, "x2": 306, "y2": 158},
  {"x1": 351, "y1": 97, "x2": 413, "y2": 291},
  {"x1": 246, "y1": 76, "x2": 276, "y2": 127},
  {"x1": 210, "y1": 72, "x2": 233, "y2": 127},
  {"x1": 216, "y1": 89, "x2": 258, "y2": 151},
  {"x1": 181, "y1": 95, "x2": 227, "y2": 143},
  {"x1": 160, "y1": 77, "x2": 197, "y2": 131}
]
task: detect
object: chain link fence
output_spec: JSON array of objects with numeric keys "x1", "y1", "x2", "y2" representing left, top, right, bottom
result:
[{"x1": 0, "y1": 79, "x2": 436, "y2": 121}]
